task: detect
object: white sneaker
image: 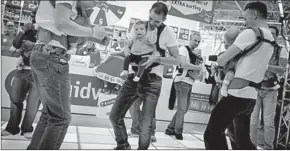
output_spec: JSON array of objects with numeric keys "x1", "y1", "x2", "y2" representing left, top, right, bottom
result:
[
  {"x1": 1, "y1": 129, "x2": 12, "y2": 136},
  {"x1": 23, "y1": 132, "x2": 33, "y2": 139},
  {"x1": 120, "y1": 70, "x2": 129, "y2": 76},
  {"x1": 133, "y1": 76, "x2": 140, "y2": 82}
]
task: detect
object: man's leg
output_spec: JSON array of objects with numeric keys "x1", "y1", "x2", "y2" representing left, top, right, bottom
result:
[
  {"x1": 4, "y1": 74, "x2": 30, "y2": 135},
  {"x1": 227, "y1": 122, "x2": 239, "y2": 149},
  {"x1": 174, "y1": 82, "x2": 192, "y2": 139},
  {"x1": 250, "y1": 91, "x2": 262, "y2": 147},
  {"x1": 129, "y1": 98, "x2": 142, "y2": 136},
  {"x1": 21, "y1": 80, "x2": 41, "y2": 138},
  {"x1": 204, "y1": 95, "x2": 256, "y2": 149},
  {"x1": 109, "y1": 74, "x2": 138, "y2": 149},
  {"x1": 27, "y1": 49, "x2": 71, "y2": 150},
  {"x1": 262, "y1": 90, "x2": 277, "y2": 149},
  {"x1": 138, "y1": 74, "x2": 162, "y2": 150}
]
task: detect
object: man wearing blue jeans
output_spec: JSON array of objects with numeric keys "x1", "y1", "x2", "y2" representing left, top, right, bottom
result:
[
  {"x1": 165, "y1": 33, "x2": 202, "y2": 140},
  {"x1": 250, "y1": 26, "x2": 288, "y2": 149},
  {"x1": 204, "y1": 2, "x2": 276, "y2": 149},
  {"x1": 128, "y1": 98, "x2": 157, "y2": 142},
  {"x1": 109, "y1": 2, "x2": 184, "y2": 150},
  {"x1": 26, "y1": 1, "x2": 107, "y2": 149}
]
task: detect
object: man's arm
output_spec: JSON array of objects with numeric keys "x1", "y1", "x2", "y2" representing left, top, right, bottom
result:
[
  {"x1": 217, "y1": 29, "x2": 256, "y2": 67},
  {"x1": 268, "y1": 48, "x2": 288, "y2": 75},
  {"x1": 54, "y1": 2, "x2": 105, "y2": 39}
]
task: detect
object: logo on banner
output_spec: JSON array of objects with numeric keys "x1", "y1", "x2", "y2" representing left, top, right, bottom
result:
[
  {"x1": 158, "y1": 0, "x2": 215, "y2": 24},
  {"x1": 4, "y1": 70, "x2": 103, "y2": 107}
]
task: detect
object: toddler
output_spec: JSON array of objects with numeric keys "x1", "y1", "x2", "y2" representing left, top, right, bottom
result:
[
  {"x1": 120, "y1": 20, "x2": 159, "y2": 82},
  {"x1": 220, "y1": 27, "x2": 241, "y2": 97}
]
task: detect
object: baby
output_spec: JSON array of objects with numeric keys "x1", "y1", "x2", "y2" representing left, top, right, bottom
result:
[
  {"x1": 120, "y1": 20, "x2": 159, "y2": 82},
  {"x1": 220, "y1": 27, "x2": 241, "y2": 97}
]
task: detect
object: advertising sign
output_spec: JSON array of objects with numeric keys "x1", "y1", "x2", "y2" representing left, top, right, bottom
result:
[
  {"x1": 87, "y1": 1, "x2": 126, "y2": 26},
  {"x1": 170, "y1": 26, "x2": 179, "y2": 38},
  {"x1": 179, "y1": 28, "x2": 190, "y2": 41},
  {"x1": 160, "y1": 0, "x2": 215, "y2": 24}
]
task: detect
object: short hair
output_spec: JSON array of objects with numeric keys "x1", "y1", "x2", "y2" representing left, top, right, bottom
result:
[
  {"x1": 244, "y1": 2, "x2": 267, "y2": 19},
  {"x1": 134, "y1": 20, "x2": 148, "y2": 30},
  {"x1": 269, "y1": 25, "x2": 279, "y2": 36},
  {"x1": 150, "y1": 2, "x2": 168, "y2": 18},
  {"x1": 190, "y1": 31, "x2": 201, "y2": 40}
]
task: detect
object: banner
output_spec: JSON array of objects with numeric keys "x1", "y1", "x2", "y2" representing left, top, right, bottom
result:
[
  {"x1": 179, "y1": 28, "x2": 189, "y2": 41},
  {"x1": 170, "y1": 26, "x2": 179, "y2": 38},
  {"x1": 160, "y1": 1, "x2": 215, "y2": 24},
  {"x1": 86, "y1": 1, "x2": 126, "y2": 26}
]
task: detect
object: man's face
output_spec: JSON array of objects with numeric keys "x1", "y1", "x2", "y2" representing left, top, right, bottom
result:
[
  {"x1": 189, "y1": 35, "x2": 201, "y2": 49},
  {"x1": 243, "y1": 9, "x2": 256, "y2": 27},
  {"x1": 270, "y1": 28, "x2": 277, "y2": 41},
  {"x1": 148, "y1": 9, "x2": 165, "y2": 29},
  {"x1": 7, "y1": 25, "x2": 14, "y2": 35}
]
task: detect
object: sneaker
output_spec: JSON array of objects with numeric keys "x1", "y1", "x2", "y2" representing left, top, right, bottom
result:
[
  {"x1": 150, "y1": 135, "x2": 157, "y2": 142},
  {"x1": 165, "y1": 129, "x2": 175, "y2": 136},
  {"x1": 1, "y1": 129, "x2": 12, "y2": 136},
  {"x1": 175, "y1": 133, "x2": 183, "y2": 140},
  {"x1": 114, "y1": 143, "x2": 131, "y2": 150},
  {"x1": 128, "y1": 131, "x2": 139, "y2": 137},
  {"x1": 23, "y1": 132, "x2": 33, "y2": 139}
]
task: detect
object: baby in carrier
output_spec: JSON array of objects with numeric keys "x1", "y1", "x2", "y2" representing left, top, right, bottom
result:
[
  {"x1": 219, "y1": 27, "x2": 241, "y2": 97},
  {"x1": 120, "y1": 20, "x2": 159, "y2": 82}
]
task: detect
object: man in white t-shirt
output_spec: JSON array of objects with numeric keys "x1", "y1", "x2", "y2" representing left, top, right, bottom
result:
[
  {"x1": 109, "y1": 2, "x2": 183, "y2": 150},
  {"x1": 165, "y1": 33, "x2": 202, "y2": 140},
  {"x1": 26, "y1": 1, "x2": 107, "y2": 150},
  {"x1": 250, "y1": 26, "x2": 288, "y2": 149},
  {"x1": 204, "y1": 2, "x2": 275, "y2": 149}
]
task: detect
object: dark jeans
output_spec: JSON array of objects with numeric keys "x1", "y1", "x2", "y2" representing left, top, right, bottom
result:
[
  {"x1": 227, "y1": 121, "x2": 239, "y2": 149},
  {"x1": 109, "y1": 73, "x2": 162, "y2": 150},
  {"x1": 27, "y1": 44, "x2": 71, "y2": 150},
  {"x1": 204, "y1": 95, "x2": 257, "y2": 150},
  {"x1": 129, "y1": 98, "x2": 156, "y2": 136},
  {"x1": 5, "y1": 70, "x2": 41, "y2": 135},
  {"x1": 123, "y1": 53, "x2": 150, "y2": 78},
  {"x1": 167, "y1": 81, "x2": 192, "y2": 134}
]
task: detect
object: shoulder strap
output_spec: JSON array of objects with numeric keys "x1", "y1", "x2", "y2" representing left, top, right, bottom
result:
[
  {"x1": 235, "y1": 27, "x2": 276, "y2": 60},
  {"x1": 156, "y1": 23, "x2": 166, "y2": 57}
]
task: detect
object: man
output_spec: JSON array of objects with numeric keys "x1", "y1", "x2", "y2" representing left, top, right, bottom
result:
[
  {"x1": 2, "y1": 22, "x2": 17, "y2": 52},
  {"x1": 128, "y1": 98, "x2": 157, "y2": 142},
  {"x1": 165, "y1": 33, "x2": 202, "y2": 140},
  {"x1": 203, "y1": 2, "x2": 276, "y2": 149},
  {"x1": 250, "y1": 26, "x2": 288, "y2": 149},
  {"x1": 1, "y1": 21, "x2": 40, "y2": 139},
  {"x1": 109, "y1": 2, "x2": 185, "y2": 150},
  {"x1": 26, "y1": 1, "x2": 107, "y2": 149}
]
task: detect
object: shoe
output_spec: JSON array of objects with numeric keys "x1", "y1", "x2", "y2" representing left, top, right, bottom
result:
[
  {"x1": 128, "y1": 131, "x2": 139, "y2": 137},
  {"x1": 150, "y1": 135, "x2": 157, "y2": 142},
  {"x1": 165, "y1": 129, "x2": 175, "y2": 136},
  {"x1": 23, "y1": 132, "x2": 33, "y2": 139},
  {"x1": 175, "y1": 133, "x2": 183, "y2": 140},
  {"x1": 114, "y1": 143, "x2": 131, "y2": 150},
  {"x1": 1, "y1": 129, "x2": 12, "y2": 136},
  {"x1": 133, "y1": 76, "x2": 140, "y2": 82}
]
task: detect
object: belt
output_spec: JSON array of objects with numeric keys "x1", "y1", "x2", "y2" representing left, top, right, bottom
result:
[{"x1": 34, "y1": 43, "x2": 69, "y2": 64}]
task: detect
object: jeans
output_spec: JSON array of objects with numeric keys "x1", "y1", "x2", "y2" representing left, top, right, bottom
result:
[
  {"x1": 109, "y1": 73, "x2": 162, "y2": 150},
  {"x1": 129, "y1": 98, "x2": 156, "y2": 136},
  {"x1": 27, "y1": 44, "x2": 71, "y2": 150},
  {"x1": 250, "y1": 89, "x2": 277, "y2": 149},
  {"x1": 5, "y1": 70, "x2": 41, "y2": 135},
  {"x1": 204, "y1": 95, "x2": 257, "y2": 150},
  {"x1": 167, "y1": 81, "x2": 192, "y2": 134}
]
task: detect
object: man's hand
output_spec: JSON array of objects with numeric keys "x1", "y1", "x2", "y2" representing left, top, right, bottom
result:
[
  {"x1": 10, "y1": 46, "x2": 16, "y2": 52},
  {"x1": 141, "y1": 55, "x2": 159, "y2": 68},
  {"x1": 92, "y1": 26, "x2": 106, "y2": 40}
]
